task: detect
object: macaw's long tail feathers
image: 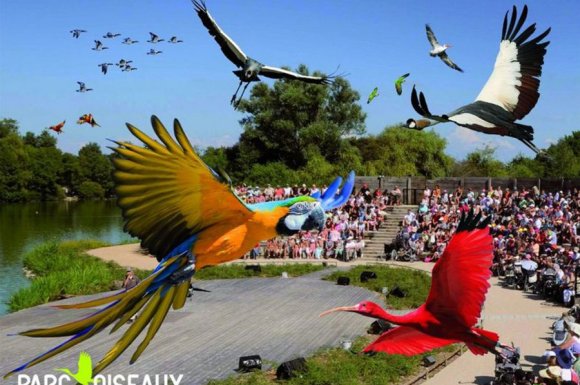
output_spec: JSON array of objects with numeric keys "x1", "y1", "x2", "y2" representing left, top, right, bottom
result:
[{"x1": 4, "y1": 254, "x2": 188, "y2": 379}]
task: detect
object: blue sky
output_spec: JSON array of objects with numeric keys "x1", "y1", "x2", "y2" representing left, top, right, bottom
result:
[{"x1": 1, "y1": 0, "x2": 579, "y2": 161}]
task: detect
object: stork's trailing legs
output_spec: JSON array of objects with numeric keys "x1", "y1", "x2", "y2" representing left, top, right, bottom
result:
[
  {"x1": 230, "y1": 81, "x2": 244, "y2": 105},
  {"x1": 233, "y1": 82, "x2": 251, "y2": 109}
]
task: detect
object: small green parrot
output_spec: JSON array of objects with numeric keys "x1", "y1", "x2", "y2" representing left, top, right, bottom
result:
[
  {"x1": 367, "y1": 87, "x2": 379, "y2": 104},
  {"x1": 55, "y1": 352, "x2": 96, "y2": 385},
  {"x1": 395, "y1": 73, "x2": 410, "y2": 95}
]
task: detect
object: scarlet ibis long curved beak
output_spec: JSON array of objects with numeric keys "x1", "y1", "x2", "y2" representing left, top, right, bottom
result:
[{"x1": 319, "y1": 305, "x2": 358, "y2": 317}]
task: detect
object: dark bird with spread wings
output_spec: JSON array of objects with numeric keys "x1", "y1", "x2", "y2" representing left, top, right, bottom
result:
[
  {"x1": 425, "y1": 24, "x2": 463, "y2": 72},
  {"x1": 70, "y1": 29, "x2": 86, "y2": 39},
  {"x1": 408, "y1": 6, "x2": 550, "y2": 155},
  {"x1": 76, "y1": 82, "x2": 93, "y2": 93},
  {"x1": 192, "y1": 0, "x2": 336, "y2": 107}
]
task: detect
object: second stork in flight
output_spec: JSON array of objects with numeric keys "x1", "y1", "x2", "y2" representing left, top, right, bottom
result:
[
  {"x1": 192, "y1": 0, "x2": 336, "y2": 107},
  {"x1": 408, "y1": 6, "x2": 550, "y2": 155}
]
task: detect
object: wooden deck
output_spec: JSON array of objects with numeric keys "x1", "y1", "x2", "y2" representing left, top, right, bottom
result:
[{"x1": 0, "y1": 268, "x2": 390, "y2": 385}]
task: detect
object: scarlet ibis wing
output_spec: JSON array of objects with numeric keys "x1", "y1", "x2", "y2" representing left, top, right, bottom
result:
[
  {"x1": 363, "y1": 326, "x2": 458, "y2": 355},
  {"x1": 425, "y1": 225, "x2": 493, "y2": 328}
]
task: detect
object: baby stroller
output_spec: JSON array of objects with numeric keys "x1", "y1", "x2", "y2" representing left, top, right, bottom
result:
[{"x1": 489, "y1": 345, "x2": 533, "y2": 385}]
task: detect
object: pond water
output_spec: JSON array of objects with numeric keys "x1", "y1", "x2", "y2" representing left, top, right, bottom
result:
[{"x1": 0, "y1": 200, "x2": 134, "y2": 315}]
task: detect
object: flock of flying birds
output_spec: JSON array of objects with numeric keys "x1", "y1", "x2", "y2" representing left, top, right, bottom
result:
[
  {"x1": 50, "y1": 2, "x2": 550, "y2": 156},
  {"x1": 47, "y1": 30, "x2": 185, "y2": 135}
]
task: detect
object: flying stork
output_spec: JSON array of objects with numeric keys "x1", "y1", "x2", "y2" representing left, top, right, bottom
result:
[
  {"x1": 122, "y1": 37, "x2": 139, "y2": 45},
  {"x1": 147, "y1": 32, "x2": 164, "y2": 43},
  {"x1": 98, "y1": 62, "x2": 114, "y2": 75},
  {"x1": 91, "y1": 40, "x2": 108, "y2": 51},
  {"x1": 168, "y1": 36, "x2": 184, "y2": 44},
  {"x1": 407, "y1": 5, "x2": 550, "y2": 155},
  {"x1": 103, "y1": 32, "x2": 121, "y2": 39},
  {"x1": 70, "y1": 29, "x2": 86, "y2": 39},
  {"x1": 425, "y1": 24, "x2": 463, "y2": 72},
  {"x1": 192, "y1": 0, "x2": 336, "y2": 107},
  {"x1": 76, "y1": 82, "x2": 93, "y2": 93}
]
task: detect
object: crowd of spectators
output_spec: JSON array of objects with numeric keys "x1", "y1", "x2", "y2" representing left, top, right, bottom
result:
[
  {"x1": 395, "y1": 184, "x2": 580, "y2": 265},
  {"x1": 234, "y1": 182, "x2": 399, "y2": 262}
]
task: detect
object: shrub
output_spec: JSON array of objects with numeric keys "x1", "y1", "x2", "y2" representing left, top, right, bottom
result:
[{"x1": 77, "y1": 181, "x2": 105, "y2": 199}]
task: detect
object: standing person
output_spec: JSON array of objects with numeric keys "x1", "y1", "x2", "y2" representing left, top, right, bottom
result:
[{"x1": 122, "y1": 269, "x2": 141, "y2": 323}]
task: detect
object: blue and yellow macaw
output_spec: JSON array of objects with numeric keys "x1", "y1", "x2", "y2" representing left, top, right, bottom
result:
[{"x1": 5, "y1": 115, "x2": 355, "y2": 378}]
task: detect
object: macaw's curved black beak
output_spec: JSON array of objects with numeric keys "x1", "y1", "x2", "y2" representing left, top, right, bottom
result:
[{"x1": 302, "y1": 204, "x2": 325, "y2": 232}]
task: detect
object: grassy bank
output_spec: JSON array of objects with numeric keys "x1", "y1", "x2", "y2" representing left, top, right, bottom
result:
[
  {"x1": 9, "y1": 242, "x2": 327, "y2": 312},
  {"x1": 324, "y1": 265, "x2": 431, "y2": 309},
  {"x1": 8, "y1": 240, "x2": 150, "y2": 312}
]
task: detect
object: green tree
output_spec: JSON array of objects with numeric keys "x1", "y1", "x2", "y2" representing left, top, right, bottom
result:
[
  {"x1": 77, "y1": 181, "x2": 105, "y2": 199},
  {"x1": 506, "y1": 155, "x2": 544, "y2": 177},
  {"x1": 452, "y1": 145, "x2": 508, "y2": 177},
  {"x1": 539, "y1": 131, "x2": 580, "y2": 177},
  {"x1": 0, "y1": 118, "x2": 18, "y2": 138},
  {"x1": 0, "y1": 120, "x2": 30, "y2": 202},
  {"x1": 78, "y1": 143, "x2": 114, "y2": 195},
  {"x1": 58, "y1": 153, "x2": 82, "y2": 195},
  {"x1": 235, "y1": 65, "x2": 366, "y2": 176},
  {"x1": 351, "y1": 125, "x2": 453, "y2": 177},
  {"x1": 25, "y1": 145, "x2": 63, "y2": 200}
]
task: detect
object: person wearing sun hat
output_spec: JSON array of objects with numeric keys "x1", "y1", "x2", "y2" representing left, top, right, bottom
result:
[{"x1": 539, "y1": 365, "x2": 579, "y2": 384}]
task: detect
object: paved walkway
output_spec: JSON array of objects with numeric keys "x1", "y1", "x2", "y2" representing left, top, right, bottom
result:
[{"x1": 4, "y1": 244, "x2": 566, "y2": 385}]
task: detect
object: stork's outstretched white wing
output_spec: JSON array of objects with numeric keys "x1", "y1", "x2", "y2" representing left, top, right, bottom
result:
[
  {"x1": 260, "y1": 66, "x2": 332, "y2": 84},
  {"x1": 192, "y1": 0, "x2": 248, "y2": 68},
  {"x1": 475, "y1": 5, "x2": 550, "y2": 120},
  {"x1": 425, "y1": 24, "x2": 439, "y2": 48}
]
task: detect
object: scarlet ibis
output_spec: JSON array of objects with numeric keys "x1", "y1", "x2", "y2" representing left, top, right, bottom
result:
[
  {"x1": 321, "y1": 211, "x2": 502, "y2": 356},
  {"x1": 115, "y1": 59, "x2": 133, "y2": 68},
  {"x1": 91, "y1": 40, "x2": 108, "y2": 51},
  {"x1": 407, "y1": 6, "x2": 550, "y2": 155},
  {"x1": 70, "y1": 29, "x2": 86, "y2": 39},
  {"x1": 49, "y1": 120, "x2": 65, "y2": 134},
  {"x1": 146, "y1": 48, "x2": 162, "y2": 55},
  {"x1": 425, "y1": 24, "x2": 462, "y2": 72},
  {"x1": 192, "y1": 0, "x2": 336, "y2": 107},
  {"x1": 98, "y1": 62, "x2": 113, "y2": 75},
  {"x1": 103, "y1": 32, "x2": 121, "y2": 39},
  {"x1": 168, "y1": 36, "x2": 183, "y2": 44},
  {"x1": 77, "y1": 114, "x2": 100, "y2": 127},
  {"x1": 122, "y1": 37, "x2": 139, "y2": 45},
  {"x1": 76, "y1": 82, "x2": 93, "y2": 93},
  {"x1": 395, "y1": 73, "x2": 410, "y2": 96},
  {"x1": 147, "y1": 32, "x2": 164, "y2": 43},
  {"x1": 367, "y1": 87, "x2": 379, "y2": 104}
]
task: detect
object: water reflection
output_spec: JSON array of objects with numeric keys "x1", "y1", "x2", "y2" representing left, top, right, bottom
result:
[{"x1": 0, "y1": 200, "x2": 135, "y2": 315}]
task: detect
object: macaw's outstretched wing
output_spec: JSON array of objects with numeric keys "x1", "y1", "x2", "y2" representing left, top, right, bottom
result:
[
  {"x1": 4, "y1": 117, "x2": 255, "y2": 379},
  {"x1": 112, "y1": 115, "x2": 253, "y2": 261}
]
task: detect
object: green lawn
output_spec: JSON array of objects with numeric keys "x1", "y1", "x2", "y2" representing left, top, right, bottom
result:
[
  {"x1": 324, "y1": 265, "x2": 432, "y2": 309},
  {"x1": 195, "y1": 263, "x2": 326, "y2": 280},
  {"x1": 207, "y1": 336, "x2": 458, "y2": 385}
]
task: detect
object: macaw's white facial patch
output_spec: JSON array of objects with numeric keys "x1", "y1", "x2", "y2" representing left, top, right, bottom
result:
[{"x1": 284, "y1": 213, "x2": 308, "y2": 231}]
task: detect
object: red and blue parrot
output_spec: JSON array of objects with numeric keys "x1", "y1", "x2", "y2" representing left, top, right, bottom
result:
[{"x1": 5, "y1": 115, "x2": 354, "y2": 378}]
